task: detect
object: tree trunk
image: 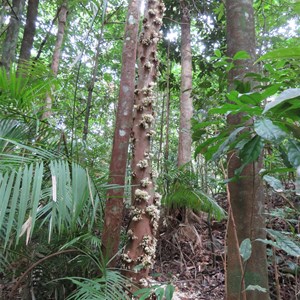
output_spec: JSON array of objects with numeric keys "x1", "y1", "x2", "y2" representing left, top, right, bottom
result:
[
  {"x1": 82, "y1": 6, "x2": 107, "y2": 142},
  {"x1": 101, "y1": 0, "x2": 141, "y2": 263},
  {"x1": 18, "y1": 0, "x2": 39, "y2": 68},
  {"x1": 121, "y1": 0, "x2": 165, "y2": 284},
  {"x1": 178, "y1": 0, "x2": 193, "y2": 167},
  {"x1": 42, "y1": 2, "x2": 68, "y2": 120},
  {"x1": 1, "y1": 0, "x2": 26, "y2": 70},
  {"x1": 225, "y1": 1, "x2": 269, "y2": 299}
]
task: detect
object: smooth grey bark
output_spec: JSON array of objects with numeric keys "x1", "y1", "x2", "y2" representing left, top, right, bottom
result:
[
  {"x1": 1, "y1": 0, "x2": 25, "y2": 70},
  {"x1": 225, "y1": 1, "x2": 269, "y2": 299},
  {"x1": 42, "y1": 2, "x2": 68, "y2": 120},
  {"x1": 82, "y1": 8, "x2": 106, "y2": 142},
  {"x1": 178, "y1": 0, "x2": 193, "y2": 167}
]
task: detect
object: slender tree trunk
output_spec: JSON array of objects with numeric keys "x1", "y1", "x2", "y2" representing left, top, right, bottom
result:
[
  {"x1": 164, "y1": 60, "x2": 171, "y2": 166},
  {"x1": 178, "y1": 0, "x2": 193, "y2": 167},
  {"x1": 82, "y1": 7, "x2": 107, "y2": 142},
  {"x1": 42, "y1": 2, "x2": 68, "y2": 120},
  {"x1": 101, "y1": 0, "x2": 142, "y2": 262},
  {"x1": 225, "y1": 1, "x2": 269, "y2": 299},
  {"x1": 34, "y1": 11, "x2": 59, "y2": 61},
  {"x1": 1, "y1": 0, "x2": 25, "y2": 70},
  {"x1": 122, "y1": 0, "x2": 165, "y2": 284},
  {"x1": 157, "y1": 93, "x2": 165, "y2": 173},
  {"x1": 18, "y1": 0, "x2": 39, "y2": 68}
]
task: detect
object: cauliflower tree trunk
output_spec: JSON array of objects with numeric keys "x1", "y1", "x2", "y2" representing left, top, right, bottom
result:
[{"x1": 121, "y1": 0, "x2": 165, "y2": 285}]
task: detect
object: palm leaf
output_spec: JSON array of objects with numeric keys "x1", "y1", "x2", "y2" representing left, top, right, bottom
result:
[
  {"x1": 164, "y1": 183, "x2": 225, "y2": 221},
  {"x1": 66, "y1": 271, "x2": 132, "y2": 300},
  {"x1": 0, "y1": 162, "x2": 44, "y2": 247}
]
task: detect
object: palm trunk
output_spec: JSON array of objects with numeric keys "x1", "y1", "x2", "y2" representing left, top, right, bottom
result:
[
  {"x1": 42, "y1": 2, "x2": 68, "y2": 120},
  {"x1": 18, "y1": 0, "x2": 39, "y2": 68},
  {"x1": 101, "y1": 0, "x2": 142, "y2": 263},
  {"x1": 122, "y1": 0, "x2": 165, "y2": 284},
  {"x1": 1, "y1": 0, "x2": 25, "y2": 70},
  {"x1": 225, "y1": 1, "x2": 269, "y2": 299}
]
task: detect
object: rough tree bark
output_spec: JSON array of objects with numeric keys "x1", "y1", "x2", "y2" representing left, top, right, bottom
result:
[
  {"x1": 225, "y1": 1, "x2": 269, "y2": 299},
  {"x1": 18, "y1": 0, "x2": 39, "y2": 67},
  {"x1": 42, "y1": 2, "x2": 68, "y2": 120},
  {"x1": 1, "y1": 0, "x2": 26, "y2": 70},
  {"x1": 121, "y1": 0, "x2": 165, "y2": 285},
  {"x1": 178, "y1": 0, "x2": 193, "y2": 167},
  {"x1": 101, "y1": 0, "x2": 141, "y2": 262}
]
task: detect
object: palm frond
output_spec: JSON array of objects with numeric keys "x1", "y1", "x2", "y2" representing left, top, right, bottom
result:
[
  {"x1": 0, "y1": 64, "x2": 56, "y2": 116},
  {"x1": 66, "y1": 271, "x2": 132, "y2": 300},
  {"x1": 159, "y1": 163, "x2": 226, "y2": 221},
  {"x1": 163, "y1": 183, "x2": 226, "y2": 221},
  {"x1": 0, "y1": 162, "x2": 44, "y2": 247},
  {"x1": 0, "y1": 149, "x2": 103, "y2": 248}
]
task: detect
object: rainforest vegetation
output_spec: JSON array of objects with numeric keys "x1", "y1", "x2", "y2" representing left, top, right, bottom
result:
[{"x1": 0, "y1": 0, "x2": 299, "y2": 299}]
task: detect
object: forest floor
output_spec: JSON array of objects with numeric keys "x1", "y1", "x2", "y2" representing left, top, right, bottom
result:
[{"x1": 153, "y1": 192, "x2": 300, "y2": 300}]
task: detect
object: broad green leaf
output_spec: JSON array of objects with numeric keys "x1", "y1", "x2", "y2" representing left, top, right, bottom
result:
[
  {"x1": 239, "y1": 135, "x2": 264, "y2": 164},
  {"x1": 257, "y1": 229, "x2": 300, "y2": 258},
  {"x1": 263, "y1": 88, "x2": 300, "y2": 115},
  {"x1": 214, "y1": 49, "x2": 222, "y2": 58},
  {"x1": 287, "y1": 139, "x2": 300, "y2": 168},
  {"x1": 263, "y1": 175, "x2": 284, "y2": 192},
  {"x1": 233, "y1": 51, "x2": 250, "y2": 60},
  {"x1": 227, "y1": 90, "x2": 239, "y2": 102},
  {"x1": 240, "y1": 238, "x2": 252, "y2": 262},
  {"x1": 257, "y1": 47, "x2": 300, "y2": 61},
  {"x1": 239, "y1": 92, "x2": 263, "y2": 106},
  {"x1": 205, "y1": 140, "x2": 227, "y2": 161},
  {"x1": 260, "y1": 84, "x2": 281, "y2": 99},
  {"x1": 155, "y1": 287, "x2": 165, "y2": 300},
  {"x1": 194, "y1": 135, "x2": 226, "y2": 159},
  {"x1": 165, "y1": 284, "x2": 175, "y2": 300},
  {"x1": 294, "y1": 1, "x2": 300, "y2": 13},
  {"x1": 254, "y1": 118, "x2": 287, "y2": 142},
  {"x1": 245, "y1": 285, "x2": 267, "y2": 293},
  {"x1": 212, "y1": 127, "x2": 245, "y2": 161},
  {"x1": 235, "y1": 136, "x2": 264, "y2": 175},
  {"x1": 209, "y1": 103, "x2": 240, "y2": 114}
]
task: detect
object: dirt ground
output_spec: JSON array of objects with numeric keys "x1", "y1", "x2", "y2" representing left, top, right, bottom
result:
[{"x1": 153, "y1": 192, "x2": 300, "y2": 300}]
